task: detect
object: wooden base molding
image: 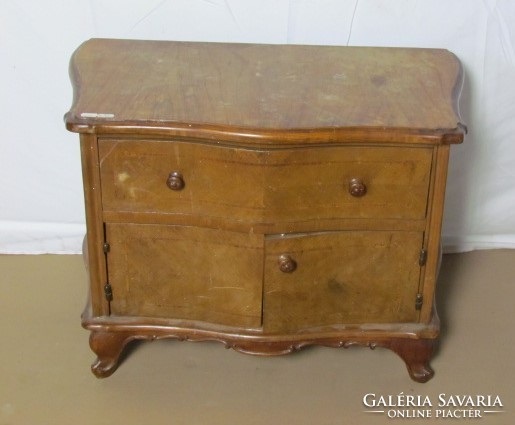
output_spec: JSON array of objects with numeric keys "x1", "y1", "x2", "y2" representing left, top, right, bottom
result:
[{"x1": 84, "y1": 307, "x2": 439, "y2": 382}]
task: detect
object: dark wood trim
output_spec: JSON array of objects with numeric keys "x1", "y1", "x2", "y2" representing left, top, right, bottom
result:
[
  {"x1": 66, "y1": 119, "x2": 464, "y2": 146},
  {"x1": 83, "y1": 300, "x2": 439, "y2": 381},
  {"x1": 79, "y1": 134, "x2": 108, "y2": 316}
]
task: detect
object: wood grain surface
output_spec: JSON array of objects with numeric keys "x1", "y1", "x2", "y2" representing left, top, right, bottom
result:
[
  {"x1": 263, "y1": 231, "x2": 423, "y2": 332},
  {"x1": 66, "y1": 39, "x2": 465, "y2": 381},
  {"x1": 65, "y1": 39, "x2": 465, "y2": 144},
  {"x1": 106, "y1": 223, "x2": 264, "y2": 328},
  {"x1": 99, "y1": 139, "x2": 433, "y2": 223}
]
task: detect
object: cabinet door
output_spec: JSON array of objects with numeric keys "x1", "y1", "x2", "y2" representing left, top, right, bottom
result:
[
  {"x1": 106, "y1": 223, "x2": 264, "y2": 328},
  {"x1": 263, "y1": 231, "x2": 423, "y2": 333}
]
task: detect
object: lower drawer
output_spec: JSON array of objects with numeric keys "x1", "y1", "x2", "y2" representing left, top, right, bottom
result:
[
  {"x1": 106, "y1": 223, "x2": 264, "y2": 328},
  {"x1": 263, "y1": 230, "x2": 424, "y2": 332}
]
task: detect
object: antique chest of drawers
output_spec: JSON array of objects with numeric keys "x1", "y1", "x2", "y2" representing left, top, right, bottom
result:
[{"x1": 65, "y1": 39, "x2": 465, "y2": 382}]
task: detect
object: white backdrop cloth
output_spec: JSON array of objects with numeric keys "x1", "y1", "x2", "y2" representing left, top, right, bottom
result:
[{"x1": 1, "y1": 0, "x2": 514, "y2": 253}]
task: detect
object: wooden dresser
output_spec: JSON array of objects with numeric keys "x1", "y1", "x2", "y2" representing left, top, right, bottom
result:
[{"x1": 65, "y1": 39, "x2": 465, "y2": 382}]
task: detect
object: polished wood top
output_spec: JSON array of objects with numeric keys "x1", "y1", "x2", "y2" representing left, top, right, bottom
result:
[{"x1": 65, "y1": 38, "x2": 465, "y2": 144}]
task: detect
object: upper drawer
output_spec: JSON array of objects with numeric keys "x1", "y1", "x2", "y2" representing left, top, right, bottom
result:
[{"x1": 98, "y1": 139, "x2": 432, "y2": 222}]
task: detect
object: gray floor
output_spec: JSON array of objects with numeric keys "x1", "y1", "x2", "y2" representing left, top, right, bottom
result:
[{"x1": 0, "y1": 250, "x2": 513, "y2": 424}]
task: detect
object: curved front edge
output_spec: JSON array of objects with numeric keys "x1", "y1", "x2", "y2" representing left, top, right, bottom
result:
[
  {"x1": 227, "y1": 335, "x2": 437, "y2": 384},
  {"x1": 84, "y1": 328, "x2": 439, "y2": 382},
  {"x1": 83, "y1": 299, "x2": 440, "y2": 380}
]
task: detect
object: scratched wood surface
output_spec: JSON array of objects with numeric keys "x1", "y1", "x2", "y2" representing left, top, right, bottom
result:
[
  {"x1": 66, "y1": 39, "x2": 464, "y2": 144},
  {"x1": 106, "y1": 223, "x2": 264, "y2": 328},
  {"x1": 99, "y1": 139, "x2": 433, "y2": 222},
  {"x1": 66, "y1": 40, "x2": 465, "y2": 380}
]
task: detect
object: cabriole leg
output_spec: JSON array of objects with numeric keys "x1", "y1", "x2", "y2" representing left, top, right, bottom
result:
[
  {"x1": 388, "y1": 338, "x2": 436, "y2": 383},
  {"x1": 89, "y1": 330, "x2": 134, "y2": 378}
]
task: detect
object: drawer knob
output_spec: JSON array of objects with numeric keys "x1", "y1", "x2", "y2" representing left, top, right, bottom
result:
[
  {"x1": 349, "y1": 178, "x2": 367, "y2": 197},
  {"x1": 166, "y1": 171, "x2": 185, "y2": 191},
  {"x1": 278, "y1": 254, "x2": 297, "y2": 273}
]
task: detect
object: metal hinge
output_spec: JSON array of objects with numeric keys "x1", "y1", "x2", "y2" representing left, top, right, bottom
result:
[
  {"x1": 104, "y1": 282, "x2": 113, "y2": 302},
  {"x1": 103, "y1": 242, "x2": 110, "y2": 254},
  {"x1": 415, "y1": 293, "x2": 423, "y2": 310},
  {"x1": 419, "y1": 248, "x2": 427, "y2": 266}
]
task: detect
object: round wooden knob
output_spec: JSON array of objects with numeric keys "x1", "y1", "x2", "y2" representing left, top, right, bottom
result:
[
  {"x1": 166, "y1": 171, "x2": 185, "y2": 191},
  {"x1": 278, "y1": 254, "x2": 297, "y2": 273},
  {"x1": 349, "y1": 178, "x2": 367, "y2": 197}
]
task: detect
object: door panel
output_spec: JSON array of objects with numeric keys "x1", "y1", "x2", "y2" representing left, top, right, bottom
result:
[
  {"x1": 106, "y1": 223, "x2": 264, "y2": 328},
  {"x1": 263, "y1": 231, "x2": 423, "y2": 333}
]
